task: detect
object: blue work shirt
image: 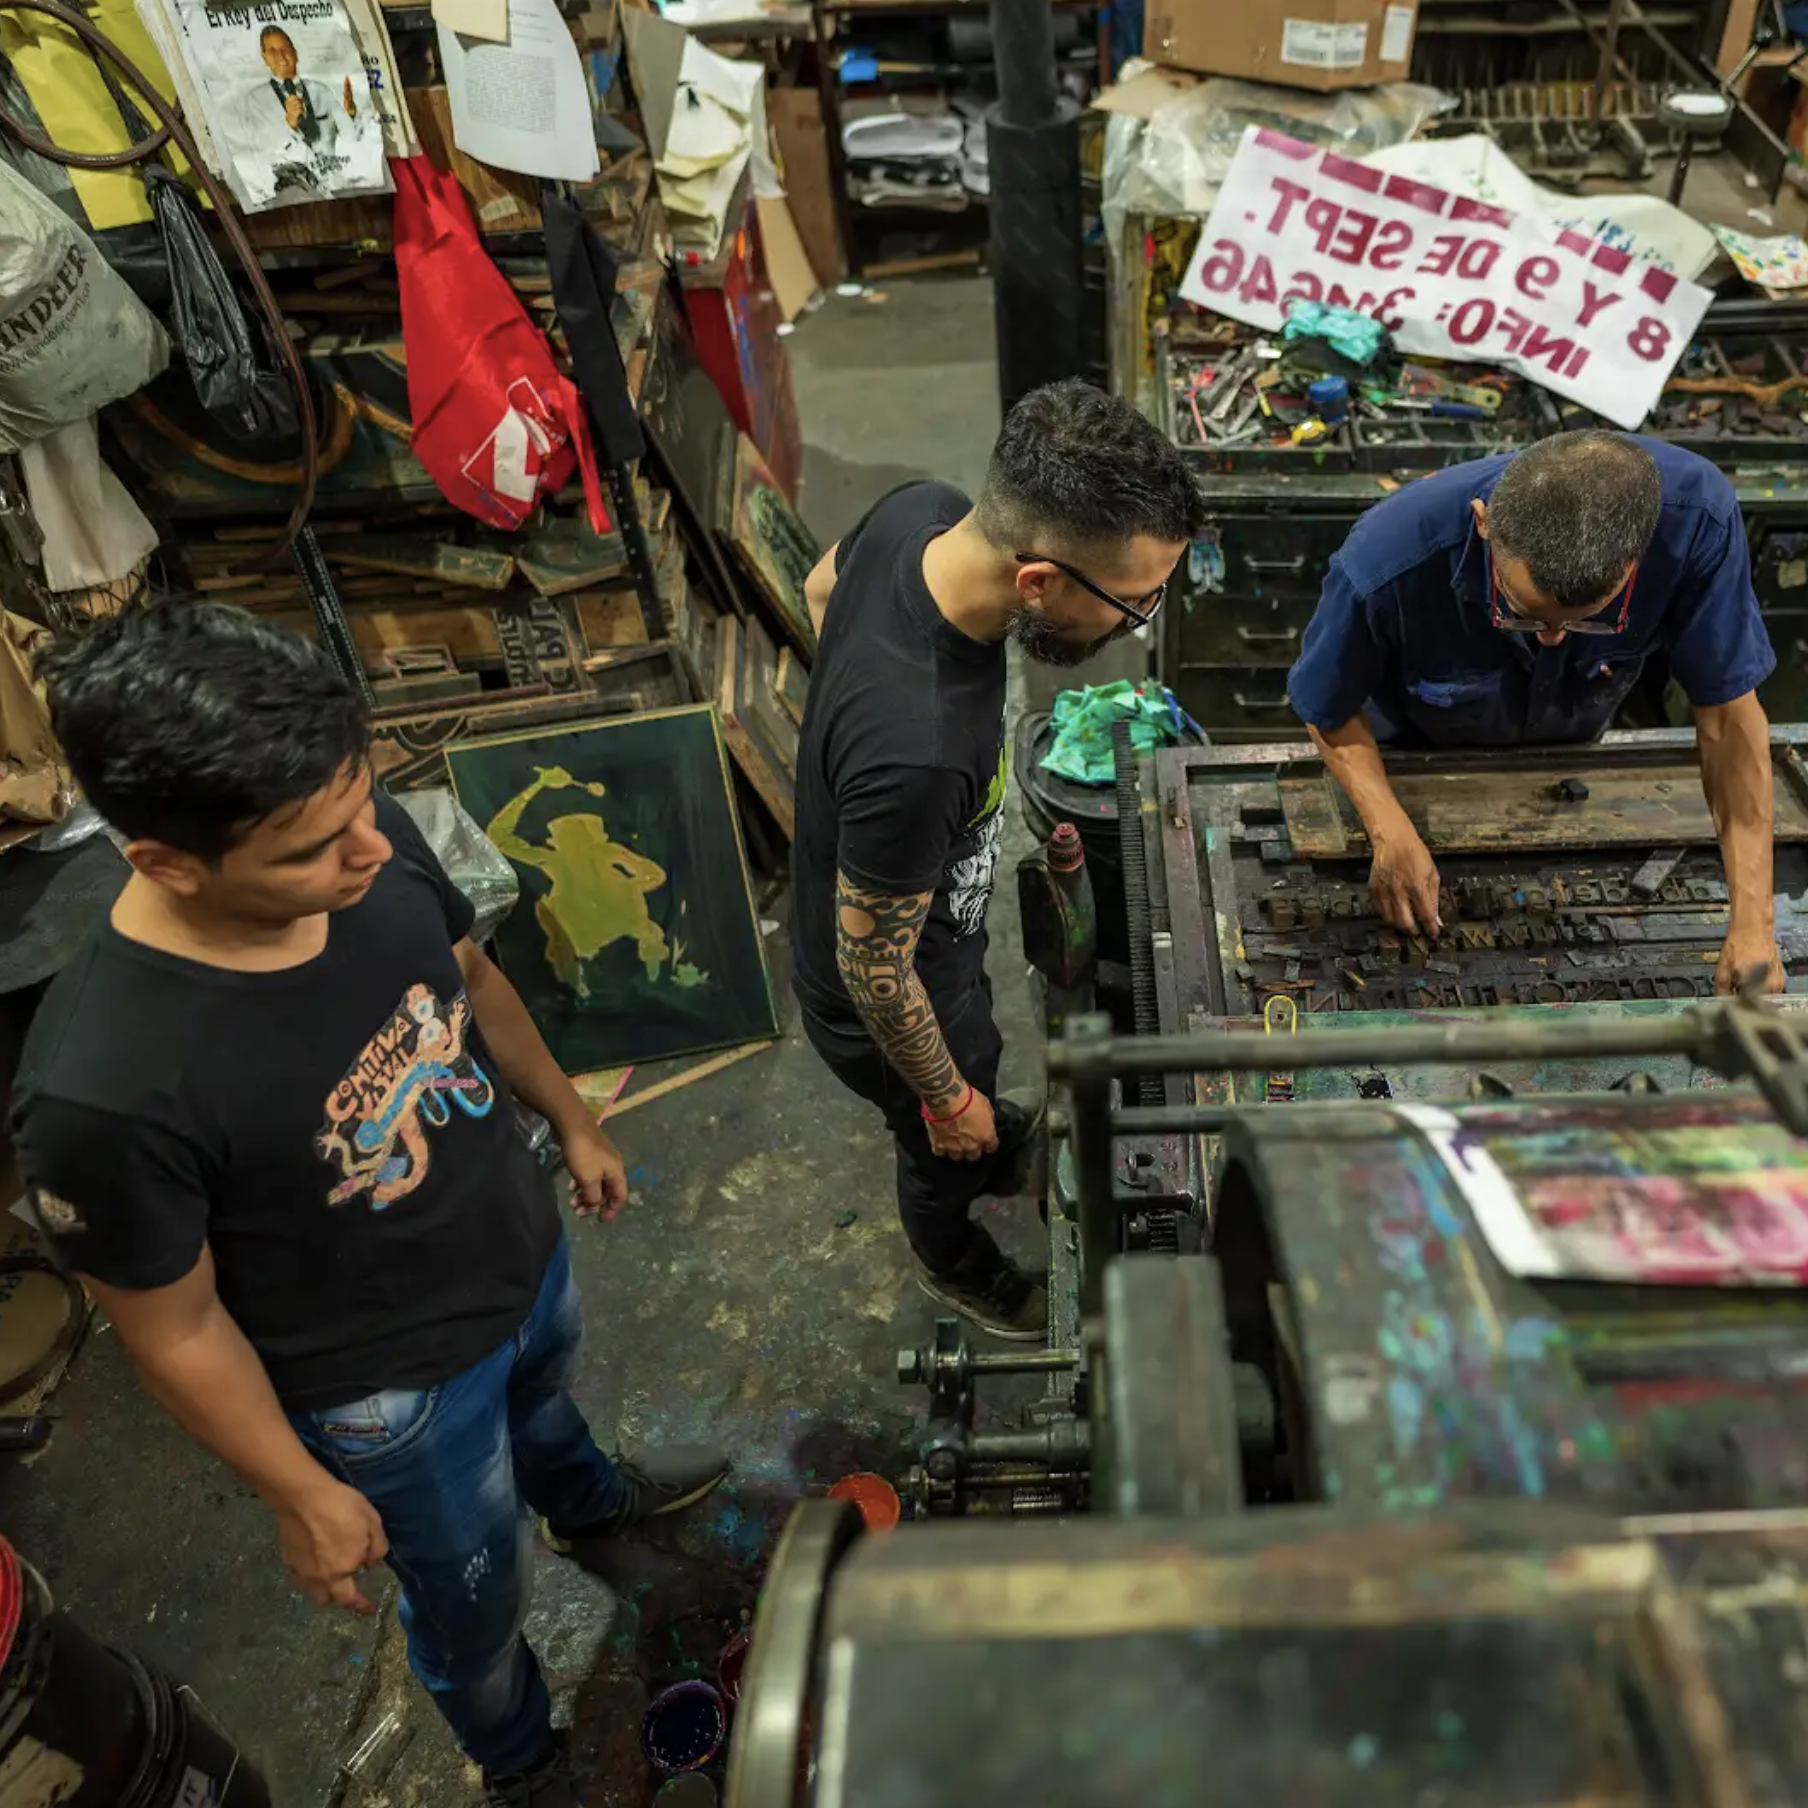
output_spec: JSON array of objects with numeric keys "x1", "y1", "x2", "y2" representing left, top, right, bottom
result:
[{"x1": 1286, "y1": 439, "x2": 1775, "y2": 748}]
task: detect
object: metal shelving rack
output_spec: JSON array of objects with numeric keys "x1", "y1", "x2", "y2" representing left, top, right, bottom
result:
[{"x1": 812, "y1": 0, "x2": 1101, "y2": 279}]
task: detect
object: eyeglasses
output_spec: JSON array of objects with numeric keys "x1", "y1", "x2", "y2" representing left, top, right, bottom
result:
[
  {"x1": 1014, "y1": 552, "x2": 1174, "y2": 628},
  {"x1": 1490, "y1": 553, "x2": 1636, "y2": 638}
]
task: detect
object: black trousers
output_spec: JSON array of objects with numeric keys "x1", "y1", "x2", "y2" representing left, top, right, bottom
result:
[{"x1": 802, "y1": 975, "x2": 1007, "y2": 1276}]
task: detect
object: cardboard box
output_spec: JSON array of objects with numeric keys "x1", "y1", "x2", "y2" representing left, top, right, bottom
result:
[{"x1": 1143, "y1": 0, "x2": 1418, "y2": 92}]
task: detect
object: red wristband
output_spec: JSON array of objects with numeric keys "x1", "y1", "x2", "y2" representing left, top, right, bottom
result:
[{"x1": 921, "y1": 1085, "x2": 973, "y2": 1125}]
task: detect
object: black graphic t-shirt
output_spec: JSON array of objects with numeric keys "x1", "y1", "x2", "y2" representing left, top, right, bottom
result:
[
  {"x1": 791, "y1": 481, "x2": 1008, "y2": 1034},
  {"x1": 12, "y1": 794, "x2": 560, "y2": 1410}
]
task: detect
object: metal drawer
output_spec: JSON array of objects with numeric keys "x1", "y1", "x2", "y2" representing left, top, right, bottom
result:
[
  {"x1": 1174, "y1": 664, "x2": 1304, "y2": 741},
  {"x1": 1206, "y1": 513, "x2": 1355, "y2": 599},
  {"x1": 1175, "y1": 594, "x2": 1316, "y2": 668}
]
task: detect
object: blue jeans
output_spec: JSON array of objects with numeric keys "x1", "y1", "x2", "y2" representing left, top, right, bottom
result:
[{"x1": 289, "y1": 1237, "x2": 624, "y2": 1774}]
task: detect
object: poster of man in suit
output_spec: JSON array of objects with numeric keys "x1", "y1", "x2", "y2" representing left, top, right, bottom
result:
[{"x1": 163, "y1": 0, "x2": 390, "y2": 211}]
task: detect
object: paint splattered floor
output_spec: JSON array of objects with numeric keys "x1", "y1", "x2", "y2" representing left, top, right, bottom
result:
[{"x1": 0, "y1": 277, "x2": 1055, "y2": 1806}]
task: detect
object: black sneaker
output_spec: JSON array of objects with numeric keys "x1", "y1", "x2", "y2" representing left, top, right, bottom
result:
[
  {"x1": 988, "y1": 1087, "x2": 1049, "y2": 1200},
  {"x1": 485, "y1": 1732, "x2": 586, "y2": 1808},
  {"x1": 544, "y1": 1445, "x2": 730, "y2": 1550},
  {"x1": 915, "y1": 1249, "x2": 1049, "y2": 1342}
]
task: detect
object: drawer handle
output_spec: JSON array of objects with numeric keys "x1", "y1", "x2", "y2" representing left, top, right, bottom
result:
[
  {"x1": 1236, "y1": 626, "x2": 1301, "y2": 646},
  {"x1": 1244, "y1": 554, "x2": 1308, "y2": 575},
  {"x1": 1232, "y1": 691, "x2": 1293, "y2": 710}
]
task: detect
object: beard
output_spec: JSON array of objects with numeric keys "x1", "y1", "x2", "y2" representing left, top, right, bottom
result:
[{"x1": 1006, "y1": 608, "x2": 1135, "y2": 668}]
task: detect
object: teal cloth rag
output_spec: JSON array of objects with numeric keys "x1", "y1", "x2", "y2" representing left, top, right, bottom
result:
[
  {"x1": 1281, "y1": 300, "x2": 1386, "y2": 368},
  {"x1": 1040, "y1": 681, "x2": 1184, "y2": 785}
]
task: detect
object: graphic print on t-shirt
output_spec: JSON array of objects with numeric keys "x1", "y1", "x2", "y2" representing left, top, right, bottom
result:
[
  {"x1": 947, "y1": 743, "x2": 1007, "y2": 939},
  {"x1": 316, "y1": 983, "x2": 496, "y2": 1208}
]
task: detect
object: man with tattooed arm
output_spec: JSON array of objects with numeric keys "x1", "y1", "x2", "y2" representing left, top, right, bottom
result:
[{"x1": 790, "y1": 381, "x2": 1202, "y2": 1337}]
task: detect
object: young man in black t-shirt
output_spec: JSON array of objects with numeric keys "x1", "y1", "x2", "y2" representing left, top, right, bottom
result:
[
  {"x1": 791, "y1": 380, "x2": 1204, "y2": 1338},
  {"x1": 13, "y1": 605, "x2": 726, "y2": 1808}
]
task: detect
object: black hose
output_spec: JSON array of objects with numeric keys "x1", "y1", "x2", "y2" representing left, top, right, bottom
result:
[{"x1": 0, "y1": 0, "x2": 316, "y2": 564}]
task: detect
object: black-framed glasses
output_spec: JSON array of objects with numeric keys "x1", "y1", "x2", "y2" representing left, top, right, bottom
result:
[
  {"x1": 1490, "y1": 552, "x2": 1636, "y2": 638},
  {"x1": 1014, "y1": 552, "x2": 1173, "y2": 628}
]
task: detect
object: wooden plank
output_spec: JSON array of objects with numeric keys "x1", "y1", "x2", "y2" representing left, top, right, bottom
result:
[
  {"x1": 775, "y1": 644, "x2": 809, "y2": 729},
  {"x1": 574, "y1": 588, "x2": 650, "y2": 651},
  {"x1": 495, "y1": 596, "x2": 589, "y2": 695},
  {"x1": 1280, "y1": 761, "x2": 1808, "y2": 859},
  {"x1": 673, "y1": 570, "x2": 718, "y2": 703},
  {"x1": 369, "y1": 689, "x2": 625, "y2": 790},
  {"x1": 599, "y1": 1040, "x2": 775, "y2": 1117},
  {"x1": 370, "y1": 670, "x2": 485, "y2": 706},
  {"x1": 353, "y1": 606, "x2": 506, "y2": 668},
  {"x1": 332, "y1": 537, "x2": 517, "y2": 592},
  {"x1": 741, "y1": 613, "x2": 799, "y2": 783},
  {"x1": 515, "y1": 518, "x2": 631, "y2": 597},
  {"x1": 587, "y1": 643, "x2": 687, "y2": 713},
  {"x1": 715, "y1": 615, "x2": 794, "y2": 838},
  {"x1": 726, "y1": 433, "x2": 819, "y2": 662},
  {"x1": 372, "y1": 645, "x2": 459, "y2": 678}
]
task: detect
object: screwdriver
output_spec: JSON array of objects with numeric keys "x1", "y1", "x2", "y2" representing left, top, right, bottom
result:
[{"x1": 1388, "y1": 398, "x2": 1490, "y2": 421}]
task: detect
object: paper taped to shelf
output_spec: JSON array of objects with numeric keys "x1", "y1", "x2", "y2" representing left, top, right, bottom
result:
[
  {"x1": 439, "y1": 0, "x2": 600, "y2": 183},
  {"x1": 1179, "y1": 127, "x2": 1712, "y2": 429}
]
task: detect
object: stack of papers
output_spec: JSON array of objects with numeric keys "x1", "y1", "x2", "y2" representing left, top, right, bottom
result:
[
  {"x1": 623, "y1": 7, "x2": 771, "y2": 259},
  {"x1": 841, "y1": 94, "x2": 966, "y2": 212},
  {"x1": 953, "y1": 93, "x2": 987, "y2": 197}
]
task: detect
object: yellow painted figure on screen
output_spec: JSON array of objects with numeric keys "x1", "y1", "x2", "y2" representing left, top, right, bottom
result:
[{"x1": 486, "y1": 767, "x2": 670, "y2": 993}]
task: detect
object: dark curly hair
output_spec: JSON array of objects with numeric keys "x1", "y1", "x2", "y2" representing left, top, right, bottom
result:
[
  {"x1": 37, "y1": 602, "x2": 369, "y2": 859},
  {"x1": 974, "y1": 379, "x2": 1206, "y2": 557}
]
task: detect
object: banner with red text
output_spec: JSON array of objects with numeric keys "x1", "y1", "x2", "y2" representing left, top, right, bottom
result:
[{"x1": 1178, "y1": 128, "x2": 1711, "y2": 431}]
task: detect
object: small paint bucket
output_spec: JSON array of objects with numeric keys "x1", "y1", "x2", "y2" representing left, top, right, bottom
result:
[
  {"x1": 655, "y1": 1774, "x2": 718, "y2": 1806},
  {"x1": 716, "y1": 1632, "x2": 750, "y2": 1705},
  {"x1": 826, "y1": 1471, "x2": 901, "y2": 1533},
  {"x1": 641, "y1": 1679, "x2": 727, "y2": 1774}
]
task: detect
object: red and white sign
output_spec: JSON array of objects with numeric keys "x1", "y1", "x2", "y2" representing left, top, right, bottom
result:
[{"x1": 1179, "y1": 128, "x2": 1712, "y2": 431}]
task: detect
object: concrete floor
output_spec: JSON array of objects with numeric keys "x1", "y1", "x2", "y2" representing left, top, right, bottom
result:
[{"x1": 0, "y1": 275, "x2": 1048, "y2": 1808}]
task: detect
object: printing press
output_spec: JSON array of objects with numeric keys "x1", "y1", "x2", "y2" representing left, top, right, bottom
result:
[{"x1": 726, "y1": 729, "x2": 1808, "y2": 1808}]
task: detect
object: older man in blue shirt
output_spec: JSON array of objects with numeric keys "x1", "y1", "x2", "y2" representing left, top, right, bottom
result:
[{"x1": 1287, "y1": 430, "x2": 1783, "y2": 994}]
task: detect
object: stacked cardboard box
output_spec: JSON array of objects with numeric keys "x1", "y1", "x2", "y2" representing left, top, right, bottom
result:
[{"x1": 1141, "y1": 0, "x2": 1418, "y2": 94}]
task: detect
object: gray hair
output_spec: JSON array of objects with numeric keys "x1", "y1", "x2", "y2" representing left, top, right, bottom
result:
[{"x1": 1486, "y1": 431, "x2": 1662, "y2": 608}]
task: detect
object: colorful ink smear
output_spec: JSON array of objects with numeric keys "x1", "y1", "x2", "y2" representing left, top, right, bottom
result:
[{"x1": 1401, "y1": 1093, "x2": 1808, "y2": 1287}]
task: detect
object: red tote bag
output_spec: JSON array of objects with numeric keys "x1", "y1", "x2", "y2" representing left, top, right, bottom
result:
[{"x1": 392, "y1": 155, "x2": 608, "y2": 534}]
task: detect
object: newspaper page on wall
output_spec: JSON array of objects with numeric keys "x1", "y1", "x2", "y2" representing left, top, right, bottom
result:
[{"x1": 160, "y1": 0, "x2": 391, "y2": 211}]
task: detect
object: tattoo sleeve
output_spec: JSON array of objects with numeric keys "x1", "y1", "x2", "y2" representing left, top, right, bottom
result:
[{"x1": 834, "y1": 870, "x2": 965, "y2": 1111}]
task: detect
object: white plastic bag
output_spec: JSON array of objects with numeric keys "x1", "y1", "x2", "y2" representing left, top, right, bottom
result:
[
  {"x1": 0, "y1": 162, "x2": 168, "y2": 452},
  {"x1": 395, "y1": 788, "x2": 520, "y2": 942}
]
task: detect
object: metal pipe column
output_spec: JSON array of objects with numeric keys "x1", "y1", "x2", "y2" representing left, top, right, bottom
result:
[{"x1": 988, "y1": 0, "x2": 1084, "y2": 410}]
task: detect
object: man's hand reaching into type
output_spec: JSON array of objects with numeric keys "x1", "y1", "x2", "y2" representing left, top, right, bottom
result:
[
  {"x1": 1716, "y1": 923, "x2": 1786, "y2": 997},
  {"x1": 275, "y1": 1477, "x2": 388, "y2": 1614},
  {"x1": 1369, "y1": 821, "x2": 1443, "y2": 938},
  {"x1": 925, "y1": 1086, "x2": 999, "y2": 1162}
]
